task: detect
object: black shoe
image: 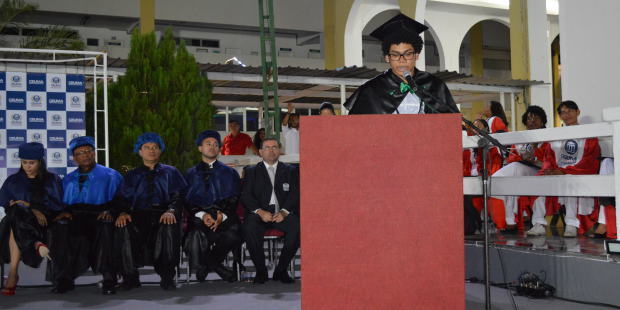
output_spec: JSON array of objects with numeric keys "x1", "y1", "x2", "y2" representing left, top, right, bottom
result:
[
  {"x1": 102, "y1": 285, "x2": 116, "y2": 295},
  {"x1": 102, "y1": 272, "x2": 117, "y2": 295},
  {"x1": 253, "y1": 271, "x2": 268, "y2": 284},
  {"x1": 196, "y1": 268, "x2": 208, "y2": 282},
  {"x1": 160, "y1": 278, "x2": 176, "y2": 290},
  {"x1": 212, "y1": 265, "x2": 235, "y2": 283},
  {"x1": 51, "y1": 281, "x2": 74, "y2": 294},
  {"x1": 272, "y1": 270, "x2": 295, "y2": 284},
  {"x1": 120, "y1": 274, "x2": 141, "y2": 291}
]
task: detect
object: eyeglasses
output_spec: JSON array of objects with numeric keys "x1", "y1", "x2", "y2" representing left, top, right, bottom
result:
[
  {"x1": 141, "y1": 145, "x2": 160, "y2": 151},
  {"x1": 387, "y1": 51, "x2": 416, "y2": 61},
  {"x1": 74, "y1": 149, "x2": 93, "y2": 156},
  {"x1": 262, "y1": 146, "x2": 279, "y2": 151}
]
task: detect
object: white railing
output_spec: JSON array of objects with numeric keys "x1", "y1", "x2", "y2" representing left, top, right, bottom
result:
[
  {"x1": 464, "y1": 106, "x2": 620, "y2": 239},
  {"x1": 0, "y1": 48, "x2": 110, "y2": 165},
  {"x1": 218, "y1": 154, "x2": 299, "y2": 176},
  {"x1": 219, "y1": 107, "x2": 620, "y2": 238}
]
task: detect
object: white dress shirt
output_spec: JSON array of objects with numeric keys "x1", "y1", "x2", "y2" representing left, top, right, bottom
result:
[
  {"x1": 195, "y1": 160, "x2": 228, "y2": 222},
  {"x1": 255, "y1": 161, "x2": 289, "y2": 215}
]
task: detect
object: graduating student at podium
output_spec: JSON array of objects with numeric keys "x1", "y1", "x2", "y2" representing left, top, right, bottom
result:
[{"x1": 344, "y1": 13, "x2": 457, "y2": 115}]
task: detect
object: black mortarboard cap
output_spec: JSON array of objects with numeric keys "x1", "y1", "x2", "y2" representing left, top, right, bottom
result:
[{"x1": 370, "y1": 13, "x2": 428, "y2": 42}]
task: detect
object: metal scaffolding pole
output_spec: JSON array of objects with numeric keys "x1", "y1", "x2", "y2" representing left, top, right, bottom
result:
[{"x1": 258, "y1": 0, "x2": 281, "y2": 140}]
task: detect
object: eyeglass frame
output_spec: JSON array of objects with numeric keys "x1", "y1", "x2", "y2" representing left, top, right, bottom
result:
[{"x1": 386, "y1": 50, "x2": 418, "y2": 61}]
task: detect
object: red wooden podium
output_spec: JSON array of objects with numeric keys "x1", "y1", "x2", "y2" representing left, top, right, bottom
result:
[{"x1": 300, "y1": 114, "x2": 464, "y2": 309}]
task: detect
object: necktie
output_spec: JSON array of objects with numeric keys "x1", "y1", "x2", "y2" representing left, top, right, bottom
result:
[{"x1": 268, "y1": 166, "x2": 279, "y2": 213}]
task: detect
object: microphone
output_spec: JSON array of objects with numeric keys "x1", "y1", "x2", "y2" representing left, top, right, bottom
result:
[{"x1": 403, "y1": 71, "x2": 415, "y2": 87}]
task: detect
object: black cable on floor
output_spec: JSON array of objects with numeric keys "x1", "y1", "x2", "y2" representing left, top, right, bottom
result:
[
  {"x1": 467, "y1": 277, "x2": 620, "y2": 309},
  {"x1": 551, "y1": 296, "x2": 620, "y2": 309},
  {"x1": 496, "y1": 248, "x2": 518, "y2": 310}
]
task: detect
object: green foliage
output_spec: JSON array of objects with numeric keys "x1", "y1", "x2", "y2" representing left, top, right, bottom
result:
[
  {"x1": 106, "y1": 28, "x2": 214, "y2": 171},
  {"x1": 19, "y1": 25, "x2": 85, "y2": 50},
  {"x1": 1, "y1": 0, "x2": 84, "y2": 50},
  {"x1": 0, "y1": 0, "x2": 37, "y2": 46}
]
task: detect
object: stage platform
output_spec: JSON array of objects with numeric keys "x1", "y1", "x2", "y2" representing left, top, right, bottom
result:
[
  {"x1": 2, "y1": 237, "x2": 616, "y2": 309},
  {"x1": 466, "y1": 228, "x2": 620, "y2": 308}
]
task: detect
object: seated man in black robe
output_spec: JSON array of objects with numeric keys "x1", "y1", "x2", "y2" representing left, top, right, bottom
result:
[
  {"x1": 115, "y1": 132, "x2": 187, "y2": 290},
  {"x1": 184, "y1": 130, "x2": 241, "y2": 282},
  {"x1": 344, "y1": 13, "x2": 458, "y2": 115},
  {"x1": 56, "y1": 136, "x2": 125, "y2": 295}
]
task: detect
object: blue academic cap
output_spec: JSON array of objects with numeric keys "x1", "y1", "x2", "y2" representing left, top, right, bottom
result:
[
  {"x1": 195, "y1": 130, "x2": 221, "y2": 146},
  {"x1": 18, "y1": 142, "x2": 45, "y2": 160},
  {"x1": 69, "y1": 136, "x2": 95, "y2": 154},
  {"x1": 134, "y1": 132, "x2": 166, "y2": 153}
]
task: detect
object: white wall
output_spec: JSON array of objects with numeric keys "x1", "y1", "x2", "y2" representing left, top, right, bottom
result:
[
  {"x1": 559, "y1": 0, "x2": 620, "y2": 124},
  {"x1": 3, "y1": 23, "x2": 323, "y2": 66},
  {"x1": 425, "y1": 1, "x2": 509, "y2": 72},
  {"x1": 28, "y1": 0, "x2": 324, "y2": 32},
  {"x1": 344, "y1": 0, "x2": 399, "y2": 67},
  {"x1": 19, "y1": 0, "x2": 561, "y2": 81},
  {"x1": 526, "y1": 0, "x2": 553, "y2": 125}
]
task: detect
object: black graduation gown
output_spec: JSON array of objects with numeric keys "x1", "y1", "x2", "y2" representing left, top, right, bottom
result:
[
  {"x1": 115, "y1": 164, "x2": 187, "y2": 278},
  {"x1": 183, "y1": 161, "x2": 242, "y2": 275},
  {"x1": 344, "y1": 68, "x2": 458, "y2": 115},
  {"x1": 0, "y1": 171, "x2": 65, "y2": 268}
]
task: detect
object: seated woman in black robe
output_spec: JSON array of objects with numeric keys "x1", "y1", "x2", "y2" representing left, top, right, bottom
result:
[{"x1": 0, "y1": 142, "x2": 65, "y2": 296}]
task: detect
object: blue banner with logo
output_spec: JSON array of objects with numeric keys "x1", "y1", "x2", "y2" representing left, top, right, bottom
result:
[{"x1": 0, "y1": 72, "x2": 86, "y2": 184}]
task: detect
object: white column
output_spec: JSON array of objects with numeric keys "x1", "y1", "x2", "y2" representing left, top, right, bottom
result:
[
  {"x1": 510, "y1": 93, "x2": 516, "y2": 131},
  {"x1": 602, "y1": 107, "x2": 620, "y2": 240},
  {"x1": 242, "y1": 108, "x2": 247, "y2": 131},
  {"x1": 344, "y1": 1, "x2": 399, "y2": 67},
  {"x1": 559, "y1": 0, "x2": 620, "y2": 124},
  {"x1": 441, "y1": 39, "x2": 461, "y2": 72},
  {"x1": 225, "y1": 106, "x2": 229, "y2": 127},
  {"x1": 527, "y1": 0, "x2": 553, "y2": 124},
  {"x1": 414, "y1": 0, "x2": 427, "y2": 71},
  {"x1": 340, "y1": 84, "x2": 348, "y2": 115}
]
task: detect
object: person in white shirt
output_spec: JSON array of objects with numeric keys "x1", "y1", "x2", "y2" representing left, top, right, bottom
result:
[{"x1": 281, "y1": 103, "x2": 300, "y2": 154}]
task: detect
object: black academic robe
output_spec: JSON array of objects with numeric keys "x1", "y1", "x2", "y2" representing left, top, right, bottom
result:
[
  {"x1": 115, "y1": 163, "x2": 187, "y2": 277},
  {"x1": 344, "y1": 68, "x2": 458, "y2": 115},
  {"x1": 0, "y1": 171, "x2": 65, "y2": 268},
  {"x1": 183, "y1": 161, "x2": 242, "y2": 275}
]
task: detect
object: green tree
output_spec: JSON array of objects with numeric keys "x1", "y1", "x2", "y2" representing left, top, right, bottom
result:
[
  {"x1": 1, "y1": 0, "x2": 84, "y2": 50},
  {"x1": 106, "y1": 28, "x2": 214, "y2": 172},
  {"x1": 0, "y1": 0, "x2": 36, "y2": 46}
]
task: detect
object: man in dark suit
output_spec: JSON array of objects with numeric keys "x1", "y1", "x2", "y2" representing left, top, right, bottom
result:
[{"x1": 241, "y1": 137, "x2": 300, "y2": 284}]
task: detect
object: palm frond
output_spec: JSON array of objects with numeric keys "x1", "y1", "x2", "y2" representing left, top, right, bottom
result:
[
  {"x1": 0, "y1": 0, "x2": 38, "y2": 32},
  {"x1": 19, "y1": 25, "x2": 85, "y2": 50}
]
